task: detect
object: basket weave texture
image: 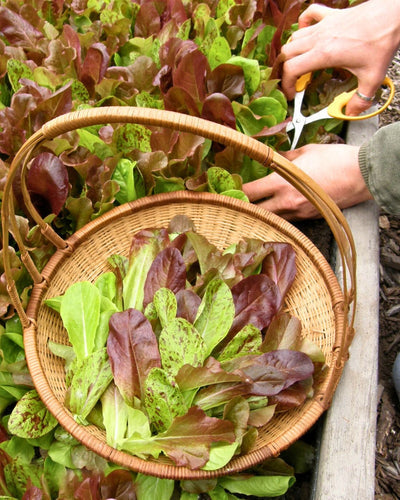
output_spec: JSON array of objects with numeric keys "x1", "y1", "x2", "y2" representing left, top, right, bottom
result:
[{"x1": 2, "y1": 108, "x2": 356, "y2": 480}]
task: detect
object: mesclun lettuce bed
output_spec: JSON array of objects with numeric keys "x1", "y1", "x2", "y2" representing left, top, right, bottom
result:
[{"x1": 0, "y1": 0, "x2": 357, "y2": 498}]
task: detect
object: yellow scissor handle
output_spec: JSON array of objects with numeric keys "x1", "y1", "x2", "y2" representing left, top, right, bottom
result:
[
  {"x1": 327, "y1": 76, "x2": 395, "y2": 120},
  {"x1": 295, "y1": 72, "x2": 312, "y2": 93}
]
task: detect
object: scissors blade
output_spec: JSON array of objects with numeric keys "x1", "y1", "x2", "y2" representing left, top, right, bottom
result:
[
  {"x1": 287, "y1": 89, "x2": 307, "y2": 150},
  {"x1": 287, "y1": 107, "x2": 331, "y2": 150}
]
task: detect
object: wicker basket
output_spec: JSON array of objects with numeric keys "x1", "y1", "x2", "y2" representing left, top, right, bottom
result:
[{"x1": 2, "y1": 107, "x2": 356, "y2": 480}]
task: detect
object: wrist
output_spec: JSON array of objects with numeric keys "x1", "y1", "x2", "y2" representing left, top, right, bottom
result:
[{"x1": 367, "y1": 0, "x2": 400, "y2": 47}]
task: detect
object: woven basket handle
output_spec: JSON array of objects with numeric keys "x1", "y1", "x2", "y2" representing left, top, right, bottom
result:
[{"x1": 2, "y1": 107, "x2": 356, "y2": 361}]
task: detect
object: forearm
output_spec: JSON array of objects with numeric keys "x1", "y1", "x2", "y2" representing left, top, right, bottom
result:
[{"x1": 359, "y1": 122, "x2": 400, "y2": 215}]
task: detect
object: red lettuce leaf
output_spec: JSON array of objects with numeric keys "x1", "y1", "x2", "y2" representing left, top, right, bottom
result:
[
  {"x1": 267, "y1": 381, "x2": 310, "y2": 412},
  {"x1": 73, "y1": 475, "x2": 101, "y2": 500},
  {"x1": 133, "y1": 0, "x2": 188, "y2": 39},
  {"x1": 261, "y1": 243, "x2": 296, "y2": 298},
  {"x1": 267, "y1": 0, "x2": 302, "y2": 71},
  {"x1": 21, "y1": 80, "x2": 73, "y2": 132},
  {"x1": 143, "y1": 247, "x2": 187, "y2": 308},
  {"x1": 233, "y1": 238, "x2": 275, "y2": 277},
  {"x1": 228, "y1": 274, "x2": 281, "y2": 339},
  {"x1": 175, "y1": 289, "x2": 201, "y2": 324},
  {"x1": 207, "y1": 64, "x2": 245, "y2": 101},
  {"x1": 201, "y1": 93, "x2": 236, "y2": 130},
  {"x1": 28, "y1": 152, "x2": 69, "y2": 216},
  {"x1": 193, "y1": 381, "x2": 254, "y2": 412},
  {"x1": 163, "y1": 86, "x2": 201, "y2": 116},
  {"x1": 80, "y1": 42, "x2": 110, "y2": 97},
  {"x1": 107, "y1": 309, "x2": 161, "y2": 405},
  {"x1": 0, "y1": 6, "x2": 44, "y2": 49},
  {"x1": 261, "y1": 312, "x2": 302, "y2": 353},
  {"x1": 100, "y1": 469, "x2": 136, "y2": 500},
  {"x1": 172, "y1": 48, "x2": 209, "y2": 104},
  {"x1": 186, "y1": 231, "x2": 236, "y2": 279},
  {"x1": 134, "y1": 2, "x2": 161, "y2": 37},
  {"x1": 13, "y1": 152, "x2": 69, "y2": 218},
  {"x1": 158, "y1": 406, "x2": 236, "y2": 469},
  {"x1": 175, "y1": 357, "x2": 244, "y2": 392},
  {"x1": 222, "y1": 350, "x2": 314, "y2": 397},
  {"x1": 129, "y1": 227, "x2": 170, "y2": 260}
]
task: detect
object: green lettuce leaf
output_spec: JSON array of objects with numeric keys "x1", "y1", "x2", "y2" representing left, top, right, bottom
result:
[{"x1": 59, "y1": 281, "x2": 101, "y2": 361}]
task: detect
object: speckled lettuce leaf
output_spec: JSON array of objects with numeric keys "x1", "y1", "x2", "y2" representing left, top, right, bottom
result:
[
  {"x1": 7, "y1": 390, "x2": 58, "y2": 438},
  {"x1": 159, "y1": 317, "x2": 207, "y2": 377},
  {"x1": 217, "y1": 324, "x2": 263, "y2": 362},
  {"x1": 66, "y1": 348, "x2": 113, "y2": 422},
  {"x1": 207, "y1": 166, "x2": 237, "y2": 194},
  {"x1": 143, "y1": 367, "x2": 187, "y2": 432},
  {"x1": 152, "y1": 287, "x2": 178, "y2": 329}
]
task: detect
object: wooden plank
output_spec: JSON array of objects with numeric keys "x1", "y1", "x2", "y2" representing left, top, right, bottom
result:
[{"x1": 312, "y1": 117, "x2": 380, "y2": 499}]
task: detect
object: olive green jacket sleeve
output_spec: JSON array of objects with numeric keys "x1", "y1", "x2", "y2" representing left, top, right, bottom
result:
[{"x1": 358, "y1": 122, "x2": 400, "y2": 215}]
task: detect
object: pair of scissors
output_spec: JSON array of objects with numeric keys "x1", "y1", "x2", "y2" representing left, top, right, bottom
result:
[{"x1": 286, "y1": 73, "x2": 395, "y2": 150}]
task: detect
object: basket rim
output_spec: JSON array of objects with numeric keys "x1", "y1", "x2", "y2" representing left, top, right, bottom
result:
[{"x1": 24, "y1": 191, "x2": 346, "y2": 479}]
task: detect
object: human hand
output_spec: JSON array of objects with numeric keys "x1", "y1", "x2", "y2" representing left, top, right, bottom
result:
[
  {"x1": 242, "y1": 144, "x2": 373, "y2": 220},
  {"x1": 281, "y1": 1, "x2": 400, "y2": 116}
]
